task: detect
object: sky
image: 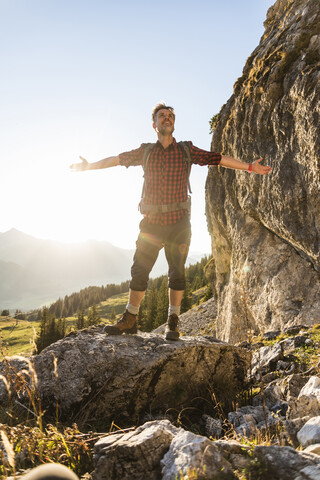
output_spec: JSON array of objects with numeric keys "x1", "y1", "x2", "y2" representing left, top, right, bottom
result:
[{"x1": 1, "y1": 0, "x2": 275, "y2": 253}]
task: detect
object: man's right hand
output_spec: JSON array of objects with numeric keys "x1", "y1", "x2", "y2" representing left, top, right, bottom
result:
[{"x1": 70, "y1": 156, "x2": 90, "y2": 172}]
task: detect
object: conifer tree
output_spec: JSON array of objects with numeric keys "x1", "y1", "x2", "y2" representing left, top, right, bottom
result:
[
  {"x1": 154, "y1": 277, "x2": 169, "y2": 329},
  {"x1": 77, "y1": 310, "x2": 85, "y2": 330},
  {"x1": 143, "y1": 283, "x2": 158, "y2": 331},
  {"x1": 86, "y1": 304, "x2": 100, "y2": 327},
  {"x1": 181, "y1": 279, "x2": 192, "y2": 313},
  {"x1": 110, "y1": 308, "x2": 116, "y2": 321},
  {"x1": 35, "y1": 308, "x2": 65, "y2": 353}
]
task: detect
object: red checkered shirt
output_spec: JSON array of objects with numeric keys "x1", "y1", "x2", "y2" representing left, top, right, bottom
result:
[{"x1": 119, "y1": 138, "x2": 221, "y2": 225}]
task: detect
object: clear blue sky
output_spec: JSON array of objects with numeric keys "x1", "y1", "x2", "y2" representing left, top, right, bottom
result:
[{"x1": 1, "y1": 0, "x2": 274, "y2": 252}]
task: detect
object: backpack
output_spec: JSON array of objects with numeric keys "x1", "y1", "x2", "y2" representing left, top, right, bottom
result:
[{"x1": 139, "y1": 141, "x2": 192, "y2": 215}]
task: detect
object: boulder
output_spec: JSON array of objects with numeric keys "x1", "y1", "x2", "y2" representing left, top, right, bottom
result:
[
  {"x1": 297, "y1": 417, "x2": 320, "y2": 448},
  {"x1": 250, "y1": 342, "x2": 283, "y2": 380},
  {"x1": 0, "y1": 328, "x2": 250, "y2": 423},
  {"x1": 288, "y1": 376, "x2": 320, "y2": 420},
  {"x1": 304, "y1": 443, "x2": 320, "y2": 456},
  {"x1": 94, "y1": 420, "x2": 179, "y2": 480},
  {"x1": 94, "y1": 420, "x2": 235, "y2": 480},
  {"x1": 205, "y1": 0, "x2": 320, "y2": 342},
  {"x1": 254, "y1": 445, "x2": 320, "y2": 480},
  {"x1": 161, "y1": 429, "x2": 234, "y2": 480}
]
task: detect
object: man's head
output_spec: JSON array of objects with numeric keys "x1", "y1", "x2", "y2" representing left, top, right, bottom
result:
[{"x1": 152, "y1": 103, "x2": 175, "y2": 135}]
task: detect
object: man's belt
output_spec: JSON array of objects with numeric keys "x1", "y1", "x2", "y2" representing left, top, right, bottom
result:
[{"x1": 139, "y1": 196, "x2": 191, "y2": 214}]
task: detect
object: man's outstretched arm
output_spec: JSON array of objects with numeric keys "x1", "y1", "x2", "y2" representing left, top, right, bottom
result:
[
  {"x1": 220, "y1": 156, "x2": 272, "y2": 175},
  {"x1": 70, "y1": 155, "x2": 120, "y2": 172}
]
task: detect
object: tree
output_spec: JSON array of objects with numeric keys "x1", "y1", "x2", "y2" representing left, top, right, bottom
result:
[
  {"x1": 1, "y1": 309, "x2": 10, "y2": 316},
  {"x1": 110, "y1": 308, "x2": 116, "y2": 321},
  {"x1": 141, "y1": 283, "x2": 158, "y2": 332},
  {"x1": 181, "y1": 280, "x2": 192, "y2": 314},
  {"x1": 35, "y1": 308, "x2": 66, "y2": 353},
  {"x1": 77, "y1": 309, "x2": 85, "y2": 330},
  {"x1": 203, "y1": 284, "x2": 213, "y2": 301},
  {"x1": 154, "y1": 278, "x2": 169, "y2": 329},
  {"x1": 86, "y1": 304, "x2": 100, "y2": 327}
]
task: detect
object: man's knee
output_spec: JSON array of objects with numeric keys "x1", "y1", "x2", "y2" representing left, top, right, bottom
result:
[
  {"x1": 130, "y1": 278, "x2": 149, "y2": 291},
  {"x1": 168, "y1": 276, "x2": 186, "y2": 291}
]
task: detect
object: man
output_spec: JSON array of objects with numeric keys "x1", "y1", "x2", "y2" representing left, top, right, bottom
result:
[{"x1": 70, "y1": 103, "x2": 271, "y2": 340}]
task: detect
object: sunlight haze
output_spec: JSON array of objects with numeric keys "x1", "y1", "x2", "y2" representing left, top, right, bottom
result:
[{"x1": 1, "y1": 0, "x2": 274, "y2": 251}]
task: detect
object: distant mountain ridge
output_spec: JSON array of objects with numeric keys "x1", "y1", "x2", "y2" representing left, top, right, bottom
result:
[{"x1": 0, "y1": 229, "x2": 206, "y2": 311}]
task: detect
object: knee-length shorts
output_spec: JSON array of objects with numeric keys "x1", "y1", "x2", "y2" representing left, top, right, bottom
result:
[{"x1": 130, "y1": 216, "x2": 191, "y2": 292}]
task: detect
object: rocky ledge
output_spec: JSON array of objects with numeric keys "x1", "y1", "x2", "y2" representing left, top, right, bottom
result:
[{"x1": 0, "y1": 328, "x2": 249, "y2": 424}]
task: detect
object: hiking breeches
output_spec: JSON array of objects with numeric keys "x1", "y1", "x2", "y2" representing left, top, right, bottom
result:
[{"x1": 130, "y1": 216, "x2": 191, "y2": 291}]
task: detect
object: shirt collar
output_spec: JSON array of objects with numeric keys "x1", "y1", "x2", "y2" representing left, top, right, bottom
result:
[{"x1": 156, "y1": 138, "x2": 177, "y2": 150}]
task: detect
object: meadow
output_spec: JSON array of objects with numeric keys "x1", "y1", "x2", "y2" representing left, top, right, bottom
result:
[{"x1": 0, "y1": 292, "x2": 129, "y2": 357}]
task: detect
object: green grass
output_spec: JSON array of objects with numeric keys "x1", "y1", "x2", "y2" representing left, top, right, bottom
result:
[
  {"x1": 0, "y1": 292, "x2": 129, "y2": 357},
  {"x1": 0, "y1": 316, "x2": 39, "y2": 357},
  {"x1": 96, "y1": 292, "x2": 128, "y2": 321}
]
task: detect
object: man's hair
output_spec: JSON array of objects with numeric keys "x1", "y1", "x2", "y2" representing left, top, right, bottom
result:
[{"x1": 152, "y1": 103, "x2": 175, "y2": 122}]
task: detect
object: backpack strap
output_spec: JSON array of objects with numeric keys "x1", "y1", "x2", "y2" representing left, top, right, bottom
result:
[
  {"x1": 178, "y1": 141, "x2": 192, "y2": 194},
  {"x1": 139, "y1": 141, "x2": 192, "y2": 214},
  {"x1": 140, "y1": 143, "x2": 156, "y2": 204}
]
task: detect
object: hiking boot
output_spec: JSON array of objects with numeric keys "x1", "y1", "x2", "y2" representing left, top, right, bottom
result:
[
  {"x1": 165, "y1": 313, "x2": 180, "y2": 341},
  {"x1": 104, "y1": 310, "x2": 137, "y2": 335}
]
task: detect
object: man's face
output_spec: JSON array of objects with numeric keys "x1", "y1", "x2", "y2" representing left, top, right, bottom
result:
[{"x1": 153, "y1": 108, "x2": 175, "y2": 135}]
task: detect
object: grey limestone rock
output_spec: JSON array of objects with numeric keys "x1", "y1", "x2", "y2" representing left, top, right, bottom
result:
[
  {"x1": 250, "y1": 342, "x2": 283, "y2": 380},
  {"x1": 288, "y1": 376, "x2": 320, "y2": 420},
  {"x1": 205, "y1": 0, "x2": 320, "y2": 343},
  {"x1": 304, "y1": 443, "x2": 320, "y2": 456},
  {"x1": 297, "y1": 417, "x2": 320, "y2": 448},
  {"x1": 161, "y1": 429, "x2": 234, "y2": 480},
  {"x1": 0, "y1": 328, "x2": 250, "y2": 423},
  {"x1": 93, "y1": 420, "x2": 179, "y2": 480},
  {"x1": 254, "y1": 445, "x2": 320, "y2": 480}
]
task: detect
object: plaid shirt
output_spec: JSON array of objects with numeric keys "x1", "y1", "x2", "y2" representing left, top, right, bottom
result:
[{"x1": 119, "y1": 138, "x2": 221, "y2": 225}]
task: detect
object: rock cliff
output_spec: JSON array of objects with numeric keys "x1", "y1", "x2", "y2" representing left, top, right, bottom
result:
[{"x1": 206, "y1": 0, "x2": 320, "y2": 342}]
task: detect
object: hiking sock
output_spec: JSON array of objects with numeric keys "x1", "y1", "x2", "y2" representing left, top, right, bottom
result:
[
  {"x1": 126, "y1": 303, "x2": 139, "y2": 316},
  {"x1": 168, "y1": 305, "x2": 180, "y2": 317}
]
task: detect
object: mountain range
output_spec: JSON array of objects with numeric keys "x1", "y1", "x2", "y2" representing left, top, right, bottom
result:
[{"x1": 0, "y1": 229, "x2": 206, "y2": 312}]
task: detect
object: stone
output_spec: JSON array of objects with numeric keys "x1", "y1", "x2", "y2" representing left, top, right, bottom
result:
[
  {"x1": 253, "y1": 374, "x2": 310, "y2": 410},
  {"x1": 202, "y1": 414, "x2": 223, "y2": 439},
  {"x1": 288, "y1": 376, "x2": 320, "y2": 419},
  {"x1": 284, "y1": 325, "x2": 309, "y2": 336},
  {"x1": 0, "y1": 329, "x2": 250, "y2": 423},
  {"x1": 263, "y1": 330, "x2": 281, "y2": 340},
  {"x1": 250, "y1": 342, "x2": 283, "y2": 380},
  {"x1": 285, "y1": 416, "x2": 312, "y2": 447},
  {"x1": 161, "y1": 429, "x2": 234, "y2": 480},
  {"x1": 94, "y1": 420, "x2": 178, "y2": 480},
  {"x1": 297, "y1": 417, "x2": 320, "y2": 448},
  {"x1": 94, "y1": 420, "x2": 237, "y2": 480},
  {"x1": 227, "y1": 405, "x2": 283, "y2": 437},
  {"x1": 205, "y1": 0, "x2": 320, "y2": 343},
  {"x1": 304, "y1": 443, "x2": 320, "y2": 456},
  {"x1": 276, "y1": 360, "x2": 292, "y2": 371},
  {"x1": 254, "y1": 445, "x2": 320, "y2": 480},
  {"x1": 299, "y1": 376, "x2": 320, "y2": 399}
]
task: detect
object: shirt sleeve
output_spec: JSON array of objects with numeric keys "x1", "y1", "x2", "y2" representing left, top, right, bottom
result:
[
  {"x1": 119, "y1": 144, "x2": 145, "y2": 168},
  {"x1": 187, "y1": 141, "x2": 222, "y2": 166}
]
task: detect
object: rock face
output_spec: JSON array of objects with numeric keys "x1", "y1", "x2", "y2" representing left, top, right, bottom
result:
[
  {"x1": 0, "y1": 328, "x2": 249, "y2": 423},
  {"x1": 205, "y1": 0, "x2": 320, "y2": 342}
]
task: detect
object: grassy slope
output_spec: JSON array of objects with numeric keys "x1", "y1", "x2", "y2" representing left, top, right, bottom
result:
[{"x1": 0, "y1": 292, "x2": 129, "y2": 357}]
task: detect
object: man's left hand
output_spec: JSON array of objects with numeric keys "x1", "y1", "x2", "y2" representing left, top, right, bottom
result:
[{"x1": 252, "y1": 158, "x2": 272, "y2": 175}]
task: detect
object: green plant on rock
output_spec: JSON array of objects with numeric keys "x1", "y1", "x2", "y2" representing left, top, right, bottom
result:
[{"x1": 209, "y1": 113, "x2": 220, "y2": 134}]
